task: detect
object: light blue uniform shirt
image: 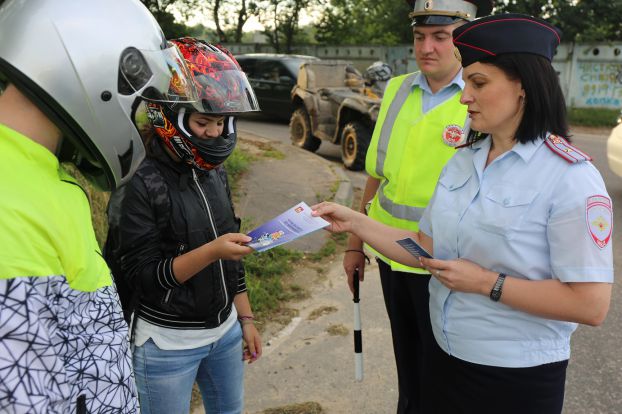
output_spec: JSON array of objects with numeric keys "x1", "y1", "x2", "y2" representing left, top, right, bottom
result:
[
  {"x1": 412, "y1": 70, "x2": 464, "y2": 113},
  {"x1": 419, "y1": 134, "x2": 614, "y2": 368}
]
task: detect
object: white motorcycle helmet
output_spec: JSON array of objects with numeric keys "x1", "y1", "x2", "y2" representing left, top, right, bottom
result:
[
  {"x1": 364, "y1": 61, "x2": 393, "y2": 83},
  {"x1": 0, "y1": 0, "x2": 200, "y2": 190}
]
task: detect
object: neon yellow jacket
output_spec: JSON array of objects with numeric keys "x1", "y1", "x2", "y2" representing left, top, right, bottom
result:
[
  {"x1": 365, "y1": 73, "x2": 467, "y2": 273},
  {"x1": 0, "y1": 124, "x2": 138, "y2": 412}
]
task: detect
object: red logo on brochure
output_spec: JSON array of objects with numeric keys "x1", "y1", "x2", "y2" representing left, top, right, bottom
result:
[
  {"x1": 442, "y1": 124, "x2": 465, "y2": 147},
  {"x1": 295, "y1": 206, "x2": 304, "y2": 213},
  {"x1": 586, "y1": 195, "x2": 612, "y2": 249}
]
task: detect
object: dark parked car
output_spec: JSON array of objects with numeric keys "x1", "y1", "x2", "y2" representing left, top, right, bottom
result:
[{"x1": 235, "y1": 53, "x2": 320, "y2": 120}]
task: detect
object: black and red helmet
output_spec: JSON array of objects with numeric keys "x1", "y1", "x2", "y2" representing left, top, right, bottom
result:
[
  {"x1": 172, "y1": 37, "x2": 259, "y2": 114},
  {"x1": 144, "y1": 38, "x2": 259, "y2": 170}
]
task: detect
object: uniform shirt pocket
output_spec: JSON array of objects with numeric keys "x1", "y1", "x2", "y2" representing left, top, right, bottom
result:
[
  {"x1": 438, "y1": 172, "x2": 471, "y2": 193},
  {"x1": 432, "y1": 172, "x2": 472, "y2": 250},
  {"x1": 476, "y1": 185, "x2": 539, "y2": 238}
]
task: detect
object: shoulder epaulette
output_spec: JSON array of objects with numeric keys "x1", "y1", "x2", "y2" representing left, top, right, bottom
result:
[{"x1": 544, "y1": 134, "x2": 592, "y2": 163}]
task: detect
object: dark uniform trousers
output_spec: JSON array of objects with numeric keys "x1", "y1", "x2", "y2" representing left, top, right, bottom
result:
[{"x1": 377, "y1": 259, "x2": 434, "y2": 414}]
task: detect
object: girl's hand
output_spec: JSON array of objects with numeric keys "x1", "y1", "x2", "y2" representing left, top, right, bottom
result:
[
  {"x1": 241, "y1": 321, "x2": 262, "y2": 364},
  {"x1": 211, "y1": 233, "x2": 254, "y2": 260},
  {"x1": 419, "y1": 257, "x2": 497, "y2": 296},
  {"x1": 311, "y1": 201, "x2": 360, "y2": 233}
]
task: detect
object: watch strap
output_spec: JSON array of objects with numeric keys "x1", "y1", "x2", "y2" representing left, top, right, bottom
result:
[{"x1": 490, "y1": 272, "x2": 506, "y2": 302}]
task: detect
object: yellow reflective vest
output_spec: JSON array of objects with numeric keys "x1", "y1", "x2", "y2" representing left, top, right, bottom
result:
[
  {"x1": 0, "y1": 124, "x2": 111, "y2": 291},
  {"x1": 365, "y1": 72, "x2": 467, "y2": 273}
]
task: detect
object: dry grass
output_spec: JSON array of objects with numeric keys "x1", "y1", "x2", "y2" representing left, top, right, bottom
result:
[
  {"x1": 325, "y1": 324, "x2": 349, "y2": 336},
  {"x1": 307, "y1": 305, "x2": 338, "y2": 321},
  {"x1": 259, "y1": 401, "x2": 324, "y2": 414}
]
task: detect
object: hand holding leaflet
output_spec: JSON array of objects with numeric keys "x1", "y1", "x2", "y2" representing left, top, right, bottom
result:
[
  {"x1": 396, "y1": 237, "x2": 434, "y2": 259},
  {"x1": 246, "y1": 202, "x2": 330, "y2": 252}
]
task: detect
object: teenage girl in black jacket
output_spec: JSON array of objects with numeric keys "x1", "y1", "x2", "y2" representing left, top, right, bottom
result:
[{"x1": 115, "y1": 38, "x2": 261, "y2": 414}]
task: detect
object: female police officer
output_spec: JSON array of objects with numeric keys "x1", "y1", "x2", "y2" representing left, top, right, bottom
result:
[{"x1": 312, "y1": 14, "x2": 613, "y2": 414}]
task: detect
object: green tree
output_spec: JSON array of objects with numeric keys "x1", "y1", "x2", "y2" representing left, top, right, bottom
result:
[
  {"x1": 495, "y1": 0, "x2": 622, "y2": 42},
  {"x1": 256, "y1": 0, "x2": 314, "y2": 53},
  {"x1": 208, "y1": 0, "x2": 259, "y2": 43},
  {"x1": 314, "y1": 0, "x2": 412, "y2": 45},
  {"x1": 140, "y1": 0, "x2": 197, "y2": 38}
]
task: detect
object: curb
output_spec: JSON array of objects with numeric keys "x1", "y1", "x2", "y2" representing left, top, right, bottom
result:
[
  {"x1": 332, "y1": 165, "x2": 354, "y2": 208},
  {"x1": 238, "y1": 128, "x2": 354, "y2": 208}
]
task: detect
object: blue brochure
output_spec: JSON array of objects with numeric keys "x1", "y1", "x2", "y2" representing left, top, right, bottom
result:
[
  {"x1": 396, "y1": 237, "x2": 433, "y2": 259},
  {"x1": 246, "y1": 201, "x2": 330, "y2": 252}
]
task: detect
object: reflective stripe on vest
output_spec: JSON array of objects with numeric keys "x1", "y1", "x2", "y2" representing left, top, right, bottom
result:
[
  {"x1": 364, "y1": 73, "x2": 467, "y2": 273},
  {"x1": 375, "y1": 72, "x2": 427, "y2": 222},
  {"x1": 376, "y1": 72, "x2": 419, "y2": 178}
]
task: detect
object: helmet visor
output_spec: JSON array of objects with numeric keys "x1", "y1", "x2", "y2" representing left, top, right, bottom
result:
[
  {"x1": 118, "y1": 43, "x2": 200, "y2": 106},
  {"x1": 193, "y1": 68, "x2": 260, "y2": 114}
]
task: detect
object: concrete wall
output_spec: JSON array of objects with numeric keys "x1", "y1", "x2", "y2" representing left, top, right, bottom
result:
[{"x1": 225, "y1": 42, "x2": 622, "y2": 109}]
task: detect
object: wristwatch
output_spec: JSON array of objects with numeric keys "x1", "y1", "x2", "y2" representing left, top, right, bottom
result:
[{"x1": 489, "y1": 273, "x2": 506, "y2": 302}]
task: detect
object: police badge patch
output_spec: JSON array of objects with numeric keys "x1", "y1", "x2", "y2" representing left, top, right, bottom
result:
[
  {"x1": 442, "y1": 124, "x2": 466, "y2": 147},
  {"x1": 586, "y1": 195, "x2": 613, "y2": 249}
]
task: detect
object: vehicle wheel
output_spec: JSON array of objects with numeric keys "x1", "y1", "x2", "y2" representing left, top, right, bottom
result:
[
  {"x1": 341, "y1": 121, "x2": 371, "y2": 171},
  {"x1": 290, "y1": 108, "x2": 321, "y2": 152}
]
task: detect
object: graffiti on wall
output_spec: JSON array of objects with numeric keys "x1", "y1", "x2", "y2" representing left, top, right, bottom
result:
[{"x1": 576, "y1": 62, "x2": 622, "y2": 108}]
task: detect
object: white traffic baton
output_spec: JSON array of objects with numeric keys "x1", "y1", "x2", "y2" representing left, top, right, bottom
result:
[{"x1": 353, "y1": 268, "x2": 363, "y2": 381}]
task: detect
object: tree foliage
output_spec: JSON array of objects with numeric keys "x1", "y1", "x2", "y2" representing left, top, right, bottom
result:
[
  {"x1": 314, "y1": 0, "x2": 412, "y2": 45},
  {"x1": 206, "y1": 0, "x2": 259, "y2": 43},
  {"x1": 140, "y1": 0, "x2": 196, "y2": 38},
  {"x1": 141, "y1": 0, "x2": 621, "y2": 45},
  {"x1": 495, "y1": 0, "x2": 622, "y2": 42},
  {"x1": 254, "y1": 0, "x2": 313, "y2": 53}
]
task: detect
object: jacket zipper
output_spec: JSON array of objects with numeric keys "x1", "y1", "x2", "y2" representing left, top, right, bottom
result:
[{"x1": 192, "y1": 168, "x2": 228, "y2": 324}]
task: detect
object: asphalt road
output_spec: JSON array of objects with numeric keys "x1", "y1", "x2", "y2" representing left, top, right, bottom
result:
[{"x1": 237, "y1": 117, "x2": 622, "y2": 413}]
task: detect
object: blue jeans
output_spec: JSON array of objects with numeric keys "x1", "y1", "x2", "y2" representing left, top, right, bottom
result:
[{"x1": 133, "y1": 322, "x2": 244, "y2": 414}]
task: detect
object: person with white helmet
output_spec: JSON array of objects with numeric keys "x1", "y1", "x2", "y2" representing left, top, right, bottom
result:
[
  {"x1": 364, "y1": 61, "x2": 393, "y2": 95},
  {"x1": 108, "y1": 38, "x2": 261, "y2": 414},
  {"x1": 0, "y1": 0, "x2": 200, "y2": 412}
]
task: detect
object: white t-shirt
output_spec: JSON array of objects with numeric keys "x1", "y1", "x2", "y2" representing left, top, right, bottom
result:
[{"x1": 133, "y1": 307, "x2": 238, "y2": 350}]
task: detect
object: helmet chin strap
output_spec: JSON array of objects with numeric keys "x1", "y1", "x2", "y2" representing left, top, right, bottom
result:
[{"x1": 176, "y1": 107, "x2": 237, "y2": 168}]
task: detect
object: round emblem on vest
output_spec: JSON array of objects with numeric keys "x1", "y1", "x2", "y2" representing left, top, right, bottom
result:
[{"x1": 442, "y1": 124, "x2": 465, "y2": 147}]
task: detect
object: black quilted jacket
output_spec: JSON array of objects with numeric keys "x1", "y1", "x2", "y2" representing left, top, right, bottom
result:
[{"x1": 117, "y1": 142, "x2": 246, "y2": 329}]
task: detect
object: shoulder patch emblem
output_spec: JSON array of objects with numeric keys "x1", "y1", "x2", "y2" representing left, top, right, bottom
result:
[
  {"x1": 442, "y1": 124, "x2": 466, "y2": 147},
  {"x1": 586, "y1": 195, "x2": 612, "y2": 249},
  {"x1": 544, "y1": 134, "x2": 592, "y2": 163}
]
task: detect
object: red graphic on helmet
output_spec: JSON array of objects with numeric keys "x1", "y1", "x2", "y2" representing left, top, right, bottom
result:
[
  {"x1": 143, "y1": 38, "x2": 257, "y2": 171},
  {"x1": 171, "y1": 38, "x2": 253, "y2": 114}
]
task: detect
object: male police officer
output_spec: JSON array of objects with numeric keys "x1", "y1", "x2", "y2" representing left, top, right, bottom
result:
[
  {"x1": 0, "y1": 1, "x2": 200, "y2": 412},
  {"x1": 342, "y1": 1, "x2": 492, "y2": 412}
]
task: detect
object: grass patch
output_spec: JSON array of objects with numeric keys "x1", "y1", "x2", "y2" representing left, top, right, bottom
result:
[
  {"x1": 307, "y1": 305, "x2": 338, "y2": 321},
  {"x1": 568, "y1": 107, "x2": 620, "y2": 127},
  {"x1": 308, "y1": 238, "x2": 336, "y2": 262},
  {"x1": 288, "y1": 283, "x2": 310, "y2": 301},
  {"x1": 224, "y1": 146, "x2": 254, "y2": 192},
  {"x1": 243, "y1": 246, "x2": 304, "y2": 318},
  {"x1": 262, "y1": 148, "x2": 286, "y2": 159},
  {"x1": 325, "y1": 323, "x2": 349, "y2": 336},
  {"x1": 260, "y1": 402, "x2": 324, "y2": 414}
]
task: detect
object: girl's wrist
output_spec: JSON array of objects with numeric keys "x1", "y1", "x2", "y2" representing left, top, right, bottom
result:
[{"x1": 238, "y1": 315, "x2": 255, "y2": 326}]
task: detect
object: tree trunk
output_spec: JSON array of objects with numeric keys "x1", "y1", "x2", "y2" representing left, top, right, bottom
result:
[
  {"x1": 213, "y1": 0, "x2": 228, "y2": 42},
  {"x1": 235, "y1": 0, "x2": 248, "y2": 43}
]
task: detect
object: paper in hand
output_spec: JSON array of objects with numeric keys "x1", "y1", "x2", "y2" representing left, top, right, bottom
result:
[
  {"x1": 246, "y1": 201, "x2": 329, "y2": 252},
  {"x1": 396, "y1": 237, "x2": 433, "y2": 259}
]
